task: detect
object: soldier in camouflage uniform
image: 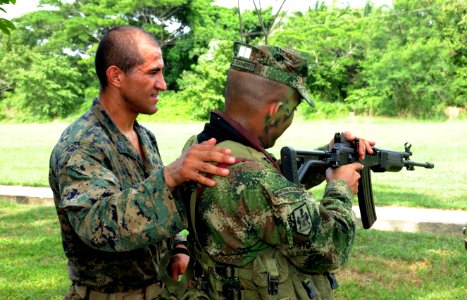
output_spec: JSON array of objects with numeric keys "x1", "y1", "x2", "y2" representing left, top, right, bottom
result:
[
  {"x1": 49, "y1": 26, "x2": 235, "y2": 300},
  {"x1": 184, "y1": 42, "x2": 375, "y2": 299}
]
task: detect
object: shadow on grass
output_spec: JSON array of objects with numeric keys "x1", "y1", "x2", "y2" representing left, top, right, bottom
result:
[{"x1": 0, "y1": 203, "x2": 59, "y2": 236}]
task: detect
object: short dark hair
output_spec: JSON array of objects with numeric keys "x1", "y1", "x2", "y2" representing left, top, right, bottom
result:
[
  {"x1": 224, "y1": 69, "x2": 292, "y2": 116},
  {"x1": 95, "y1": 26, "x2": 160, "y2": 89}
]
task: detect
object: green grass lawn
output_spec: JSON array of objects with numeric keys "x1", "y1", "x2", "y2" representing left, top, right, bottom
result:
[
  {"x1": 0, "y1": 118, "x2": 465, "y2": 299},
  {"x1": 1, "y1": 118, "x2": 466, "y2": 210},
  {"x1": 0, "y1": 201, "x2": 68, "y2": 299},
  {"x1": 1, "y1": 201, "x2": 465, "y2": 300}
]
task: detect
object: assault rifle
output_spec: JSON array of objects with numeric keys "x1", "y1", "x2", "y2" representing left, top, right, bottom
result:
[{"x1": 280, "y1": 133, "x2": 434, "y2": 229}]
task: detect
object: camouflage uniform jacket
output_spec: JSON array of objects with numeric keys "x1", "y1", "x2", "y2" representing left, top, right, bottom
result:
[
  {"x1": 49, "y1": 99, "x2": 186, "y2": 293},
  {"x1": 189, "y1": 110, "x2": 356, "y2": 273}
]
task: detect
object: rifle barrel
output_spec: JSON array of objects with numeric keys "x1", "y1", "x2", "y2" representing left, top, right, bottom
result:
[{"x1": 403, "y1": 160, "x2": 435, "y2": 169}]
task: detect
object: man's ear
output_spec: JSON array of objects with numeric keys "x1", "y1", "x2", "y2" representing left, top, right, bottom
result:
[
  {"x1": 266, "y1": 101, "x2": 283, "y2": 126},
  {"x1": 268, "y1": 101, "x2": 283, "y2": 118},
  {"x1": 106, "y1": 66, "x2": 123, "y2": 88}
]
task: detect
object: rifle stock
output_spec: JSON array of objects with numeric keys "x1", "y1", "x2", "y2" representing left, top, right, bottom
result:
[{"x1": 280, "y1": 133, "x2": 434, "y2": 229}]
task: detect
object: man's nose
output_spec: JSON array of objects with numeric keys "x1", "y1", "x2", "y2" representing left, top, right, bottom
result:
[{"x1": 155, "y1": 75, "x2": 167, "y2": 91}]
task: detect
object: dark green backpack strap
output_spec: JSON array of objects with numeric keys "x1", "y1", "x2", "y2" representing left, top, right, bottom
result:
[{"x1": 189, "y1": 183, "x2": 205, "y2": 255}]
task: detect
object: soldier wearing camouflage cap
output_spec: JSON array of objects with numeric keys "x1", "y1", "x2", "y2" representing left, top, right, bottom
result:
[
  {"x1": 49, "y1": 26, "x2": 235, "y2": 299},
  {"x1": 183, "y1": 41, "x2": 375, "y2": 299}
]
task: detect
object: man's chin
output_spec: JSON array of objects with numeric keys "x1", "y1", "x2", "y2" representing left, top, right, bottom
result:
[
  {"x1": 150, "y1": 103, "x2": 159, "y2": 114},
  {"x1": 141, "y1": 107, "x2": 158, "y2": 115}
]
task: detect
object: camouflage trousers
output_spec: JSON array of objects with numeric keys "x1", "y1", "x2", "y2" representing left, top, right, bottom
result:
[{"x1": 64, "y1": 283, "x2": 163, "y2": 300}]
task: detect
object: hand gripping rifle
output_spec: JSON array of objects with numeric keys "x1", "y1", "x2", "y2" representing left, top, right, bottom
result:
[{"x1": 280, "y1": 133, "x2": 434, "y2": 229}]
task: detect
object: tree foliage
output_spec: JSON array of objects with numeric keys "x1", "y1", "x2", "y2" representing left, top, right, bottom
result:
[
  {"x1": 0, "y1": 0, "x2": 465, "y2": 121},
  {"x1": 1, "y1": 46, "x2": 81, "y2": 120},
  {"x1": 176, "y1": 40, "x2": 232, "y2": 119},
  {"x1": 354, "y1": 0, "x2": 460, "y2": 117},
  {"x1": 271, "y1": 0, "x2": 465, "y2": 119},
  {"x1": 272, "y1": 2, "x2": 370, "y2": 103},
  {"x1": 0, "y1": 0, "x2": 16, "y2": 35}
]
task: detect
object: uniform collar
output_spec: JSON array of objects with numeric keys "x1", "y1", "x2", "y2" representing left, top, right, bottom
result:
[
  {"x1": 91, "y1": 98, "x2": 142, "y2": 161},
  {"x1": 199, "y1": 110, "x2": 281, "y2": 172}
]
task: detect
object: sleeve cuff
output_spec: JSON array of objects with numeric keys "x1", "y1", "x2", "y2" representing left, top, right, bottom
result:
[{"x1": 324, "y1": 179, "x2": 354, "y2": 204}]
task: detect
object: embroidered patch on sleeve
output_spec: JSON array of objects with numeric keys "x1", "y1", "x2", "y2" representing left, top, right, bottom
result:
[
  {"x1": 292, "y1": 204, "x2": 312, "y2": 235},
  {"x1": 273, "y1": 186, "x2": 303, "y2": 197}
]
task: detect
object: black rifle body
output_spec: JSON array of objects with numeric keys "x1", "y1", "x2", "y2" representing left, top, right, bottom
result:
[{"x1": 280, "y1": 133, "x2": 434, "y2": 229}]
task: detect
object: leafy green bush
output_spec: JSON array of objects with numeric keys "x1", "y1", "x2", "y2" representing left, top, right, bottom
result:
[
  {"x1": 345, "y1": 88, "x2": 385, "y2": 117},
  {"x1": 361, "y1": 38, "x2": 454, "y2": 118},
  {"x1": 137, "y1": 91, "x2": 194, "y2": 122},
  {"x1": 299, "y1": 97, "x2": 349, "y2": 120},
  {"x1": 1, "y1": 47, "x2": 84, "y2": 121},
  {"x1": 175, "y1": 40, "x2": 232, "y2": 120}
]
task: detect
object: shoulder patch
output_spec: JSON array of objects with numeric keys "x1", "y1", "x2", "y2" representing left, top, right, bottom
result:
[
  {"x1": 273, "y1": 186, "x2": 303, "y2": 197},
  {"x1": 292, "y1": 204, "x2": 312, "y2": 236}
]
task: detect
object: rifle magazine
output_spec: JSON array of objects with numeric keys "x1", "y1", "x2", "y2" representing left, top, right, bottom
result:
[{"x1": 357, "y1": 167, "x2": 377, "y2": 229}]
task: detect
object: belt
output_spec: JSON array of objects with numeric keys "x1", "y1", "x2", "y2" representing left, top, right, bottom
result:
[{"x1": 74, "y1": 282, "x2": 163, "y2": 300}]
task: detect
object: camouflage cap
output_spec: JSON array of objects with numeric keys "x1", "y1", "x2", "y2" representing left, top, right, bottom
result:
[{"x1": 230, "y1": 41, "x2": 314, "y2": 107}]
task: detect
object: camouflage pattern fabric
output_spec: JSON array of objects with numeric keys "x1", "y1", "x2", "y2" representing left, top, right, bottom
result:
[
  {"x1": 193, "y1": 139, "x2": 356, "y2": 273},
  {"x1": 231, "y1": 41, "x2": 314, "y2": 107},
  {"x1": 49, "y1": 99, "x2": 186, "y2": 293}
]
